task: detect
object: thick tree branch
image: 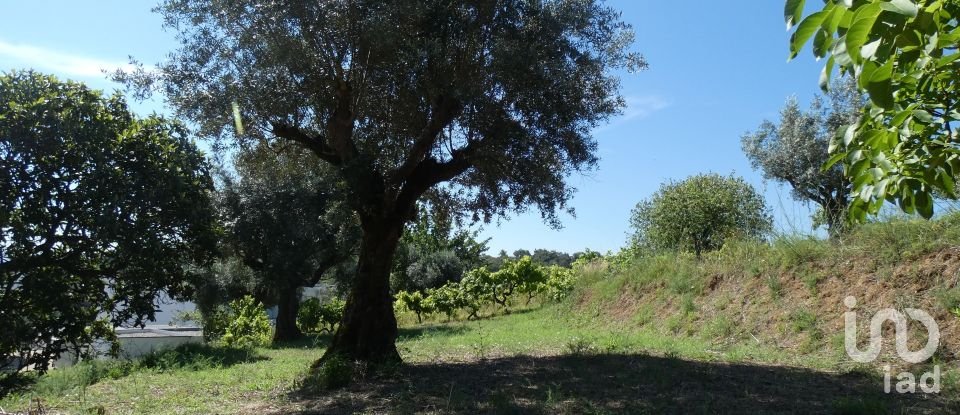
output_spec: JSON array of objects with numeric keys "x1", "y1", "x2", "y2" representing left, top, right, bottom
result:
[
  {"x1": 393, "y1": 141, "x2": 479, "y2": 216},
  {"x1": 271, "y1": 123, "x2": 342, "y2": 165},
  {"x1": 389, "y1": 95, "x2": 463, "y2": 185}
]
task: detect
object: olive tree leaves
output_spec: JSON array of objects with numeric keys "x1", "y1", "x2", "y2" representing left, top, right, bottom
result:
[{"x1": 787, "y1": 0, "x2": 960, "y2": 220}]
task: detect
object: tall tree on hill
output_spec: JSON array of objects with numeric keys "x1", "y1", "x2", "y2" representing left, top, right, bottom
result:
[
  {"x1": 741, "y1": 78, "x2": 863, "y2": 236},
  {"x1": 123, "y1": 0, "x2": 646, "y2": 364}
]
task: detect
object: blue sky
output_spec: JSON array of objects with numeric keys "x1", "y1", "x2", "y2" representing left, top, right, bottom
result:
[{"x1": 0, "y1": 1, "x2": 831, "y2": 255}]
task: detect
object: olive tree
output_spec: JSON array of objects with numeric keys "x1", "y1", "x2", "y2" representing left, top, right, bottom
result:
[
  {"x1": 630, "y1": 173, "x2": 773, "y2": 256},
  {"x1": 786, "y1": 0, "x2": 960, "y2": 220},
  {"x1": 212, "y1": 144, "x2": 359, "y2": 342},
  {"x1": 0, "y1": 71, "x2": 217, "y2": 373},
  {"x1": 123, "y1": 0, "x2": 645, "y2": 364},
  {"x1": 741, "y1": 78, "x2": 863, "y2": 236}
]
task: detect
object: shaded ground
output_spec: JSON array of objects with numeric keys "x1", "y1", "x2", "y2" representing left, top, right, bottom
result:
[{"x1": 279, "y1": 353, "x2": 953, "y2": 415}]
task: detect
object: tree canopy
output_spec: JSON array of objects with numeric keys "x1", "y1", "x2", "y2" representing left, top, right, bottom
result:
[
  {"x1": 742, "y1": 78, "x2": 862, "y2": 235},
  {"x1": 128, "y1": 0, "x2": 645, "y2": 364},
  {"x1": 787, "y1": 0, "x2": 960, "y2": 220},
  {"x1": 0, "y1": 71, "x2": 217, "y2": 372},
  {"x1": 195, "y1": 143, "x2": 360, "y2": 342},
  {"x1": 630, "y1": 173, "x2": 773, "y2": 256}
]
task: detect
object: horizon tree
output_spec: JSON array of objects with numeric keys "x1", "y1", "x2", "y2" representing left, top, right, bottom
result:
[
  {"x1": 121, "y1": 0, "x2": 646, "y2": 364},
  {"x1": 741, "y1": 77, "x2": 863, "y2": 236}
]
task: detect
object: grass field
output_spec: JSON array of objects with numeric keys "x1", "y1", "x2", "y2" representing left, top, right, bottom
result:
[
  {"x1": 1, "y1": 304, "x2": 956, "y2": 414},
  {"x1": 5, "y1": 215, "x2": 960, "y2": 414}
]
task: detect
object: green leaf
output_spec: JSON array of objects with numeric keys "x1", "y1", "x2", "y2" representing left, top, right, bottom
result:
[
  {"x1": 785, "y1": 0, "x2": 807, "y2": 30},
  {"x1": 833, "y1": 36, "x2": 854, "y2": 66},
  {"x1": 820, "y1": 56, "x2": 836, "y2": 91},
  {"x1": 843, "y1": 124, "x2": 857, "y2": 146},
  {"x1": 913, "y1": 109, "x2": 935, "y2": 123},
  {"x1": 916, "y1": 190, "x2": 934, "y2": 218},
  {"x1": 845, "y1": 3, "x2": 883, "y2": 64},
  {"x1": 865, "y1": 59, "x2": 895, "y2": 109},
  {"x1": 813, "y1": 29, "x2": 833, "y2": 57},
  {"x1": 880, "y1": 0, "x2": 919, "y2": 17},
  {"x1": 860, "y1": 39, "x2": 882, "y2": 60},
  {"x1": 891, "y1": 108, "x2": 913, "y2": 125},
  {"x1": 824, "y1": 151, "x2": 847, "y2": 170},
  {"x1": 790, "y1": 11, "x2": 829, "y2": 59}
]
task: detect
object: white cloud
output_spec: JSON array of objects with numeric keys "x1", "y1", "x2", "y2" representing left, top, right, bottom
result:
[
  {"x1": 620, "y1": 95, "x2": 670, "y2": 122},
  {"x1": 0, "y1": 40, "x2": 133, "y2": 79},
  {"x1": 595, "y1": 95, "x2": 670, "y2": 133}
]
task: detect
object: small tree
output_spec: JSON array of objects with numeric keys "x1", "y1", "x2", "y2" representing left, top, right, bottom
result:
[
  {"x1": 630, "y1": 173, "x2": 773, "y2": 256},
  {"x1": 741, "y1": 78, "x2": 862, "y2": 236}
]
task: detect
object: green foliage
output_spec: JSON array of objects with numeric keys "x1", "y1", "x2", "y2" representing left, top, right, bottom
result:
[
  {"x1": 221, "y1": 296, "x2": 272, "y2": 349},
  {"x1": 787, "y1": 0, "x2": 960, "y2": 220},
  {"x1": 425, "y1": 284, "x2": 469, "y2": 320},
  {"x1": 936, "y1": 287, "x2": 960, "y2": 312},
  {"x1": 544, "y1": 266, "x2": 576, "y2": 302},
  {"x1": 297, "y1": 298, "x2": 346, "y2": 333},
  {"x1": 741, "y1": 78, "x2": 861, "y2": 235},
  {"x1": 199, "y1": 304, "x2": 233, "y2": 342},
  {"x1": 137, "y1": 0, "x2": 646, "y2": 362},
  {"x1": 0, "y1": 70, "x2": 218, "y2": 373},
  {"x1": 170, "y1": 310, "x2": 204, "y2": 328},
  {"x1": 310, "y1": 355, "x2": 354, "y2": 391},
  {"x1": 392, "y1": 204, "x2": 489, "y2": 292},
  {"x1": 192, "y1": 143, "x2": 359, "y2": 341},
  {"x1": 571, "y1": 250, "x2": 604, "y2": 268},
  {"x1": 137, "y1": 343, "x2": 260, "y2": 372},
  {"x1": 394, "y1": 291, "x2": 434, "y2": 323},
  {"x1": 630, "y1": 173, "x2": 773, "y2": 256}
]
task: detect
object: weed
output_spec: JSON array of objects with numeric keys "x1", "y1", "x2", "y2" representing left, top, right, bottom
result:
[
  {"x1": 565, "y1": 337, "x2": 598, "y2": 356},
  {"x1": 789, "y1": 310, "x2": 817, "y2": 333},
  {"x1": 766, "y1": 275, "x2": 783, "y2": 299},
  {"x1": 310, "y1": 355, "x2": 354, "y2": 390}
]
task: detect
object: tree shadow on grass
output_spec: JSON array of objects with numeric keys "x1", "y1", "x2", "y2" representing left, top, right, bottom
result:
[
  {"x1": 272, "y1": 333, "x2": 333, "y2": 350},
  {"x1": 136, "y1": 343, "x2": 269, "y2": 371},
  {"x1": 283, "y1": 353, "x2": 956, "y2": 414}
]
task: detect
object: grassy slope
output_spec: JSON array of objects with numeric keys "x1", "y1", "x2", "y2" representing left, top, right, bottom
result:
[{"x1": 3, "y1": 215, "x2": 960, "y2": 414}]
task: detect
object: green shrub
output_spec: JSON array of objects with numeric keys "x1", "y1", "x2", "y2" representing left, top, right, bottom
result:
[
  {"x1": 544, "y1": 266, "x2": 576, "y2": 302},
  {"x1": 312, "y1": 355, "x2": 354, "y2": 390},
  {"x1": 394, "y1": 291, "x2": 434, "y2": 323},
  {"x1": 200, "y1": 304, "x2": 233, "y2": 342},
  {"x1": 298, "y1": 297, "x2": 346, "y2": 333},
  {"x1": 936, "y1": 287, "x2": 960, "y2": 313},
  {"x1": 629, "y1": 173, "x2": 773, "y2": 256},
  {"x1": 221, "y1": 295, "x2": 271, "y2": 348}
]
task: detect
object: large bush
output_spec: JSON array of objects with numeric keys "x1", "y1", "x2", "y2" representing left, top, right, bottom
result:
[
  {"x1": 297, "y1": 297, "x2": 346, "y2": 333},
  {"x1": 221, "y1": 296, "x2": 272, "y2": 349},
  {"x1": 630, "y1": 173, "x2": 773, "y2": 256}
]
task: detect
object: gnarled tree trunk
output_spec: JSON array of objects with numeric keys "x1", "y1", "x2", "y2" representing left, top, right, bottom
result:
[{"x1": 320, "y1": 216, "x2": 404, "y2": 365}]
